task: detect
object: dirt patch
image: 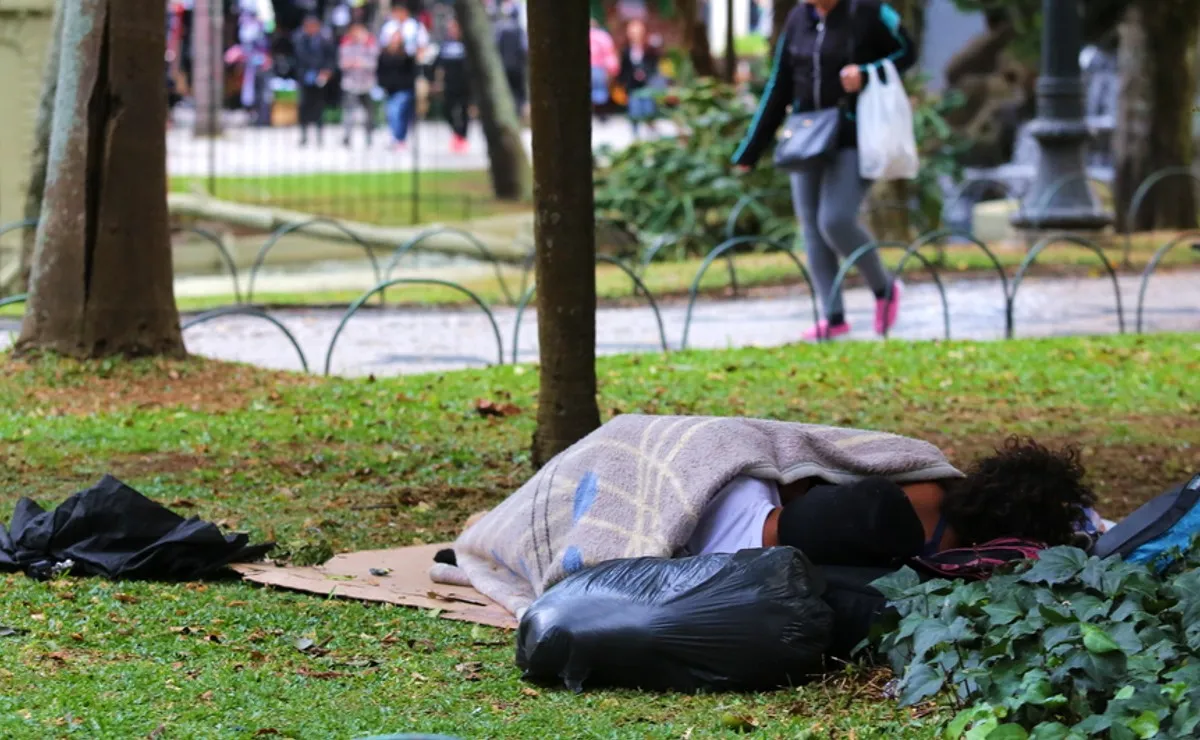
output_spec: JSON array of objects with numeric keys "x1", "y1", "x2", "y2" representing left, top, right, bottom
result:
[
  {"x1": 109, "y1": 452, "x2": 211, "y2": 479},
  {"x1": 6, "y1": 357, "x2": 317, "y2": 416}
]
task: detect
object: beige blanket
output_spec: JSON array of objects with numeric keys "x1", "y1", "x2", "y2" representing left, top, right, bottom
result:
[{"x1": 434, "y1": 415, "x2": 962, "y2": 617}]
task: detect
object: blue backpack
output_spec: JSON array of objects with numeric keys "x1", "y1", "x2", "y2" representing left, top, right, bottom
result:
[{"x1": 1093, "y1": 474, "x2": 1200, "y2": 571}]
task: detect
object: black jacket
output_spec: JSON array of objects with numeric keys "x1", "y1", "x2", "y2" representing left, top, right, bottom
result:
[
  {"x1": 291, "y1": 29, "x2": 336, "y2": 81},
  {"x1": 619, "y1": 45, "x2": 660, "y2": 94},
  {"x1": 732, "y1": 0, "x2": 917, "y2": 166},
  {"x1": 377, "y1": 48, "x2": 417, "y2": 95},
  {"x1": 436, "y1": 39, "x2": 470, "y2": 97}
]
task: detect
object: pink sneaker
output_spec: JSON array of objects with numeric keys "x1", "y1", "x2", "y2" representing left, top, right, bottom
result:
[
  {"x1": 875, "y1": 281, "x2": 903, "y2": 335},
  {"x1": 802, "y1": 320, "x2": 852, "y2": 342}
]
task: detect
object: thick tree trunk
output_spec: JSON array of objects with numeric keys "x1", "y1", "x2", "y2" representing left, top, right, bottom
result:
[
  {"x1": 1113, "y1": 0, "x2": 1199, "y2": 232},
  {"x1": 192, "y1": 0, "x2": 223, "y2": 136},
  {"x1": 527, "y1": 0, "x2": 600, "y2": 468},
  {"x1": 17, "y1": 0, "x2": 184, "y2": 359},
  {"x1": 456, "y1": 0, "x2": 533, "y2": 202},
  {"x1": 10, "y1": 0, "x2": 65, "y2": 297}
]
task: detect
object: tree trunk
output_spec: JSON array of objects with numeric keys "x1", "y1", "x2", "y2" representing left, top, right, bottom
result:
[
  {"x1": 9, "y1": 0, "x2": 65, "y2": 297},
  {"x1": 16, "y1": 0, "x2": 185, "y2": 359},
  {"x1": 1113, "y1": 0, "x2": 1200, "y2": 233},
  {"x1": 456, "y1": 0, "x2": 533, "y2": 202},
  {"x1": 724, "y1": 0, "x2": 736, "y2": 82},
  {"x1": 192, "y1": 0, "x2": 222, "y2": 136},
  {"x1": 527, "y1": 0, "x2": 601, "y2": 468}
]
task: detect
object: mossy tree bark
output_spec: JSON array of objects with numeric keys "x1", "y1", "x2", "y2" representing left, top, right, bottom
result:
[
  {"x1": 16, "y1": 0, "x2": 185, "y2": 359},
  {"x1": 456, "y1": 0, "x2": 533, "y2": 201},
  {"x1": 527, "y1": 0, "x2": 601, "y2": 468}
]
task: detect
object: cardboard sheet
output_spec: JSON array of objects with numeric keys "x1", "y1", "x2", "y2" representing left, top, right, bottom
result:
[{"x1": 232, "y1": 543, "x2": 517, "y2": 629}]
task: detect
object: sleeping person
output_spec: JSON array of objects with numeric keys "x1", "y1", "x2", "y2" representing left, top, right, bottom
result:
[{"x1": 683, "y1": 436, "x2": 1098, "y2": 566}]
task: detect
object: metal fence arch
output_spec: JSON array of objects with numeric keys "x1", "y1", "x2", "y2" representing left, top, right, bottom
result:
[
  {"x1": 638, "y1": 233, "x2": 740, "y2": 296},
  {"x1": 170, "y1": 226, "x2": 242, "y2": 303},
  {"x1": 1009, "y1": 233, "x2": 1124, "y2": 339},
  {"x1": 825, "y1": 241, "x2": 951, "y2": 341},
  {"x1": 1135, "y1": 230, "x2": 1200, "y2": 334},
  {"x1": 1123, "y1": 166, "x2": 1200, "y2": 267},
  {"x1": 511, "y1": 256, "x2": 669, "y2": 364},
  {"x1": 680, "y1": 236, "x2": 818, "y2": 350},
  {"x1": 181, "y1": 307, "x2": 309, "y2": 372},
  {"x1": 942, "y1": 177, "x2": 1025, "y2": 223},
  {"x1": 323, "y1": 278, "x2": 503, "y2": 376},
  {"x1": 909, "y1": 228, "x2": 1011, "y2": 336},
  {"x1": 0, "y1": 293, "x2": 28, "y2": 310},
  {"x1": 247, "y1": 218, "x2": 381, "y2": 304},
  {"x1": 724, "y1": 193, "x2": 775, "y2": 242},
  {"x1": 384, "y1": 226, "x2": 516, "y2": 304}
]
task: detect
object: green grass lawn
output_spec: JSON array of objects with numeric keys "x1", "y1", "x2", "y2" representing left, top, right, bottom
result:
[
  {"x1": 169, "y1": 170, "x2": 527, "y2": 227},
  {"x1": 1, "y1": 336, "x2": 1199, "y2": 737}
]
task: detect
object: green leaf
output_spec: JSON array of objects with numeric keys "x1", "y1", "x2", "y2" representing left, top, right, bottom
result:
[
  {"x1": 871, "y1": 567, "x2": 922, "y2": 601},
  {"x1": 1081, "y1": 623, "x2": 1123, "y2": 654},
  {"x1": 1125, "y1": 710, "x2": 1160, "y2": 739},
  {"x1": 964, "y1": 718, "x2": 1000, "y2": 740},
  {"x1": 983, "y1": 601, "x2": 1024, "y2": 626},
  {"x1": 1021, "y1": 547, "x2": 1088, "y2": 586},
  {"x1": 899, "y1": 662, "x2": 944, "y2": 706},
  {"x1": 985, "y1": 726, "x2": 1029, "y2": 740},
  {"x1": 1028, "y1": 722, "x2": 1073, "y2": 740},
  {"x1": 913, "y1": 622, "x2": 953, "y2": 660},
  {"x1": 947, "y1": 705, "x2": 1001, "y2": 740}
]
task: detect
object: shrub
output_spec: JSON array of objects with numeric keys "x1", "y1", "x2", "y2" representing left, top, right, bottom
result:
[{"x1": 873, "y1": 545, "x2": 1200, "y2": 739}]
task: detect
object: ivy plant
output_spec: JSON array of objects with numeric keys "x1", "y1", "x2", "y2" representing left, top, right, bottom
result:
[{"x1": 872, "y1": 546, "x2": 1200, "y2": 739}]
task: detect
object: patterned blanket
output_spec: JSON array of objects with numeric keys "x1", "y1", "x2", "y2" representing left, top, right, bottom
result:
[{"x1": 433, "y1": 415, "x2": 962, "y2": 617}]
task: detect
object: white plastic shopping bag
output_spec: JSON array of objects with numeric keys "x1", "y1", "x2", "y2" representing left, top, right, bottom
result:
[{"x1": 855, "y1": 59, "x2": 919, "y2": 181}]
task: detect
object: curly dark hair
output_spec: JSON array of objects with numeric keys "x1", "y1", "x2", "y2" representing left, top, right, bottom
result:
[{"x1": 941, "y1": 437, "x2": 1096, "y2": 547}]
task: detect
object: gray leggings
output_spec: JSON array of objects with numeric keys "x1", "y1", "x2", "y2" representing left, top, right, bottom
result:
[{"x1": 790, "y1": 148, "x2": 891, "y2": 319}]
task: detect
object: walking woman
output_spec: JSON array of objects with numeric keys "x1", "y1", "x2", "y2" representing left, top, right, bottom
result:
[
  {"x1": 618, "y1": 19, "x2": 661, "y2": 138},
  {"x1": 435, "y1": 18, "x2": 471, "y2": 153},
  {"x1": 732, "y1": 0, "x2": 917, "y2": 341},
  {"x1": 377, "y1": 31, "x2": 418, "y2": 151}
]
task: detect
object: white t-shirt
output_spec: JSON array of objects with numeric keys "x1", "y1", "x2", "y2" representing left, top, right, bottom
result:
[{"x1": 685, "y1": 476, "x2": 781, "y2": 556}]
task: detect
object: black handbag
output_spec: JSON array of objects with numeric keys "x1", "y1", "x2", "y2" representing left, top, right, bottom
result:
[
  {"x1": 773, "y1": 106, "x2": 845, "y2": 172},
  {"x1": 772, "y1": 0, "x2": 859, "y2": 172}
]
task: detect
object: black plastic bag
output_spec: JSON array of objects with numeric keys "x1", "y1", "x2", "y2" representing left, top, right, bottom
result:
[{"x1": 515, "y1": 547, "x2": 834, "y2": 693}]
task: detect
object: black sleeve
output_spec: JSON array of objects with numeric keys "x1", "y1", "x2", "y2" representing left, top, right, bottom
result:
[
  {"x1": 859, "y1": 1, "x2": 918, "y2": 82},
  {"x1": 775, "y1": 476, "x2": 926, "y2": 567},
  {"x1": 617, "y1": 48, "x2": 632, "y2": 90},
  {"x1": 730, "y1": 21, "x2": 794, "y2": 168}
]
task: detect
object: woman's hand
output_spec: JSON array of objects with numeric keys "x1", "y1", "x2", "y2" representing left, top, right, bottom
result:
[
  {"x1": 839, "y1": 65, "x2": 864, "y2": 93},
  {"x1": 733, "y1": 164, "x2": 751, "y2": 174}
]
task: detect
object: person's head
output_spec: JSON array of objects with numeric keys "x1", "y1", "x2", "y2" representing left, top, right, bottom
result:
[
  {"x1": 804, "y1": 0, "x2": 841, "y2": 15},
  {"x1": 347, "y1": 22, "x2": 367, "y2": 42},
  {"x1": 626, "y1": 19, "x2": 646, "y2": 46},
  {"x1": 941, "y1": 437, "x2": 1096, "y2": 547},
  {"x1": 590, "y1": 18, "x2": 600, "y2": 30},
  {"x1": 386, "y1": 31, "x2": 405, "y2": 53},
  {"x1": 302, "y1": 14, "x2": 321, "y2": 35},
  {"x1": 446, "y1": 18, "x2": 462, "y2": 40},
  {"x1": 392, "y1": 4, "x2": 411, "y2": 21}
]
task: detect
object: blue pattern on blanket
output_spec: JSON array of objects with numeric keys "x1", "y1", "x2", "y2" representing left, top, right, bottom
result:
[
  {"x1": 562, "y1": 545, "x2": 585, "y2": 574},
  {"x1": 573, "y1": 472, "x2": 599, "y2": 523}
]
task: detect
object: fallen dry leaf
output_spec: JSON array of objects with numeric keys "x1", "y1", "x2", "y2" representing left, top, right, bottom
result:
[
  {"x1": 474, "y1": 399, "x2": 522, "y2": 418},
  {"x1": 297, "y1": 667, "x2": 346, "y2": 680},
  {"x1": 521, "y1": 687, "x2": 540, "y2": 697},
  {"x1": 114, "y1": 594, "x2": 139, "y2": 604}
]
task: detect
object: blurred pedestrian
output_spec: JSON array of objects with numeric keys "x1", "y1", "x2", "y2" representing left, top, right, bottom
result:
[
  {"x1": 589, "y1": 18, "x2": 620, "y2": 116},
  {"x1": 435, "y1": 18, "x2": 471, "y2": 153},
  {"x1": 618, "y1": 19, "x2": 661, "y2": 138},
  {"x1": 493, "y1": 1, "x2": 528, "y2": 116},
  {"x1": 292, "y1": 14, "x2": 336, "y2": 147},
  {"x1": 377, "y1": 31, "x2": 418, "y2": 150},
  {"x1": 338, "y1": 22, "x2": 379, "y2": 147}
]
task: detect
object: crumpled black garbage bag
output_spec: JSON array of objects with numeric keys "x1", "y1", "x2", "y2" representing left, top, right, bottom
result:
[
  {"x1": 515, "y1": 547, "x2": 834, "y2": 693},
  {"x1": 0, "y1": 475, "x2": 273, "y2": 580}
]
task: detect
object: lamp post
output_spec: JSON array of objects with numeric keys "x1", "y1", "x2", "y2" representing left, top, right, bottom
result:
[{"x1": 1010, "y1": 0, "x2": 1111, "y2": 231}]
